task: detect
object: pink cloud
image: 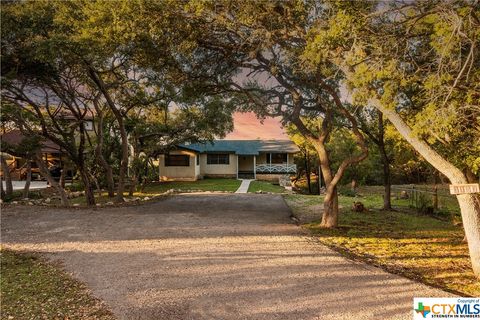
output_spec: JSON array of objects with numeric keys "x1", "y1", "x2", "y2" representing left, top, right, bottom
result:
[{"x1": 225, "y1": 112, "x2": 289, "y2": 140}]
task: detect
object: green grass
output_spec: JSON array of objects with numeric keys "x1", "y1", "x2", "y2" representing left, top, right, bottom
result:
[
  {"x1": 143, "y1": 178, "x2": 241, "y2": 193},
  {"x1": 60, "y1": 178, "x2": 242, "y2": 206},
  {"x1": 283, "y1": 192, "x2": 479, "y2": 297},
  {"x1": 247, "y1": 181, "x2": 286, "y2": 193},
  {"x1": 0, "y1": 249, "x2": 114, "y2": 319}
]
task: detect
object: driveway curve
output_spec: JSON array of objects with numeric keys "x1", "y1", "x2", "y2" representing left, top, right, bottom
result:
[{"x1": 1, "y1": 194, "x2": 449, "y2": 320}]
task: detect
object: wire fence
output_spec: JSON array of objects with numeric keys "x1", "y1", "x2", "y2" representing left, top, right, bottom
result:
[{"x1": 390, "y1": 185, "x2": 460, "y2": 221}]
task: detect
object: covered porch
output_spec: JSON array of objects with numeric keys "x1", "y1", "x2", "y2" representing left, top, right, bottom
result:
[{"x1": 236, "y1": 152, "x2": 297, "y2": 179}]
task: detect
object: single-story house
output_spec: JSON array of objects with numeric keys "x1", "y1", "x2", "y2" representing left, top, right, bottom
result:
[
  {"x1": 1, "y1": 130, "x2": 66, "y2": 180},
  {"x1": 158, "y1": 140, "x2": 300, "y2": 181}
]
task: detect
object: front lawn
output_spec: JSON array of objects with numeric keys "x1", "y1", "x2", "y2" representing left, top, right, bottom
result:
[
  {"x1": 143, "y1": 178, "x2": 241, "y2": 193},
  {"x1": 247, "y1": 180, "x2": 286, "y2": 193},
  {"x1": 0, "y1": 249, "x2": 114, "y2": 319},
  {"x1": 283, "y1": 193, "x2": 479, "y2": 297},
  {"x1": 63, "y1": 178, "x2": 242, "y2": 206}
]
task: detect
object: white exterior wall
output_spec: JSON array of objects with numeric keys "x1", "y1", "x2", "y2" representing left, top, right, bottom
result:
[
  {"x1": 200, "y1": 153, "x2": 237, "y2": 176},
  {"x1": 158, "y1": 150, "x2": 198, "y2": 181}
]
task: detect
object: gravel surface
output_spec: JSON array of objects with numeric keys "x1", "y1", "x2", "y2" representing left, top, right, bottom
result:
[{"x1": 1, "y1": 194, "x2": 450, "y2": 320}]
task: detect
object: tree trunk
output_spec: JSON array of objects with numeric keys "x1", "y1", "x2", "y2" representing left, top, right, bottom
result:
[
  {"x1": 93, "y1": 103, "x2": 115, "y2": 197},
  {"x1": 377, "y1": 111, "x2": 392, "y2": 210},
  {"x1": 90, "y1": 173, "x2": 102, "y2": 197},
  {"x1": 23, "y1": 161, "x2": 32, "y2": 199},
  {"x1": 311, "y1": 137, "x2": 342, "y2": 227},
  {"x1": 78, "y1": 167, "x2": 95, "y2": 206},
  {"x1": 318, "y1": 166, "x2": 322, "y2": 195},
  {"x1": 129, "y1": 174, "x2": 136, "y2": 197},
  {"x1": 33, "y1": 152, "x2": 70, "y2": 206},
  {"x1": 304, "y1": 152, "x2": 312, "y2": 194},
  {"x1": 59, "y1": 169, "x2": 66, "y2": 189},
  {"x1": 87, "y1": 67, "x2": 128, "y2": 203},
  {"x1": 1, "y1": 175, "x2": 5, "y2": 200},
  {"x1": 0, "y1": 156, "x2": 13, "y2": 197},
  {"x1": 466, "y1": 169, "x2": 478, "y2": 183},
  {"x1": 457, "y1": 193, "x2": 480, "y2": 276},
  {"x1": 321, "y1": 186, "x2": 339, "y2": 227},
  {"x1": 104, "y1": 164, "x2": 115, "y2": 197},
  {"x1": 114, "y1": 119, "x2": 128, "y2": 203},
  {"x1": 380, "y1": 147, "x2": 392, "y2": 210},
  {"x1": 371, "y1": 98, "x2": 480, "y2": 278}
]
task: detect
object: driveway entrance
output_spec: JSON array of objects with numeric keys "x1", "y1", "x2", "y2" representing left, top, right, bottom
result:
[{"x1": 1, "y1": 194, "x2": 449, "y2": 319}]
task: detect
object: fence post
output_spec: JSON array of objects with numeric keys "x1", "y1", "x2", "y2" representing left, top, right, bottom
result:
[
  {"x1": 432, "y1": 186, "x2": 438, "y2": 211},
  {"x1": 411, "y1": 185, "x2": 415, "y2": 208},
  {"x1": 414, "y1": 185, "x2": 419, "y2": 209}
]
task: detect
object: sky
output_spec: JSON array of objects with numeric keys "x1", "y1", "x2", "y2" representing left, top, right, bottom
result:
[{"x1": 225, "y1": 112, "x2": 289, "y2": 140}]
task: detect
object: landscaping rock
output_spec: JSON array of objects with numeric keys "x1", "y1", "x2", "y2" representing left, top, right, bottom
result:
[
  {"x1": 28, "y1": 202, "x2": 34, "y2": 206},
  {"x1": 143, "y1": 197, "x2": 150, "y2": 201},
  {"x1": 44, "y1": 198, "x2": 51, "y2": 204},
  {"x1": 106, "y1": 201, "x2": 114, "y2": 205},
  {"x1": 279, "y1": 175, "x2": 292, "y2": 187},
  {"x1": 12, "y1": 201, "x2": 18, "y2": 204}
]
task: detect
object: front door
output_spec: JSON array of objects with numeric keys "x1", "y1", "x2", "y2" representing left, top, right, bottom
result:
[{"x1": 238, "y1": 155, "x2": 254, "y2": 179}]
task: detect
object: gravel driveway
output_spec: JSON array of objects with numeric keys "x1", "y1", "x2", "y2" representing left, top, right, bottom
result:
[{"x1": 1, "y1": 194, "x2": 449, "y2": 320}]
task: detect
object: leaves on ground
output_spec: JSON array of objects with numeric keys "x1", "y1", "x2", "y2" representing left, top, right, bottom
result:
[
  {"x1": 284, "y1": 190, "x2": 479, "y2": 297},
  {"x1": 1, "y1": 249, "x2": 115, "y2": 320}
]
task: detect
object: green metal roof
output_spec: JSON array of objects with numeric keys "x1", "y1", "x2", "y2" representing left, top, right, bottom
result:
[{"x1": 180, "y1": 140, "x2": 299, "y2": 155}]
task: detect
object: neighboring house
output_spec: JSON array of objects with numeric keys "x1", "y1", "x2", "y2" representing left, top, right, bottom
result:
[
  {"x1": 0, "y1": 130, "x2": 68, "y2": 180},
  {"x1": 1, "y1": 110, "x2": 94, "y2": 181},
  {"x1": 158, "y1": 140, "x2": 300, "y2": 181}
]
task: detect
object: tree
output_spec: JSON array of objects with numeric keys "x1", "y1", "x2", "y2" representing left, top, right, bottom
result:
[
  {"x1": 0, "y1": 155, "x2": 13, "y2": 199},
  {"x1": 356, "y1": 108, "x2": 394, "y2": 209},
  {"x1": 1, "y1": 1, "x2": 235, "y2": 205},
  {"x1": 304, "y1": 0, "x2": 480, "y2": 277},
  {"x1": 1, "y1": 2, "x2": 100, "y2": 205},
  {"x1": 186, "y1": 1, "x2": 368, "y2": 227},
  {"x1": 287, "y1": 122, "x2": 319, "y2": 194}
]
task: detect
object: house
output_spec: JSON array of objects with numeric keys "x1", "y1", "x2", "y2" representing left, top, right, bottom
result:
[
  {"x1": 158, "y1": 140, "x2": 300, "y2": 181},
  {"x1": 0, "y1": 130, "x2": 67, "y2": 180}
]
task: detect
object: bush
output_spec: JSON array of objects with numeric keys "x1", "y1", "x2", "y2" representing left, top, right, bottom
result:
[{"x1": 416, "y1": 192, "x2": 434, "y2": 215}]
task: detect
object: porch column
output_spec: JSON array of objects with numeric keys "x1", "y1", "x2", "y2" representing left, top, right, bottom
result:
[
  {"x1": 253, "y1": 155, "x2": 256, "y2": 180},
  {"x1": 236, "y1": 155, "x2": 239, "y2": 179}
]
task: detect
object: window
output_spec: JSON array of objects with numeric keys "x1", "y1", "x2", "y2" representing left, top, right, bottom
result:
[
  {"x1": 165, "y1": 154, "x2": 190, "y2": 166},
  {"x1": 268, "y1": 153, "x2": 287, "y2": 164},
  {"x1": 84, "y1": 121, "x2": 94, "y2": 131},
  {"x1": 196, "y1": 155, "x2": 200, "y2": 166},
  {"x1": 207, "y1": 153, "x2": 229, "y2": 165}
]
